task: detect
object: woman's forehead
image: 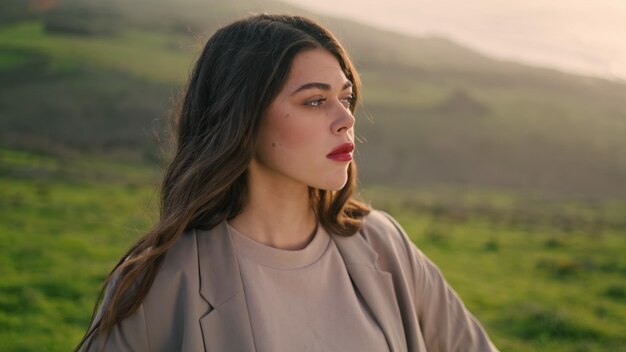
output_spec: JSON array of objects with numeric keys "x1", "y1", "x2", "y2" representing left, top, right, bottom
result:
[{"x1": 283, "y1": 48, "x2": 350, "y2": 94}]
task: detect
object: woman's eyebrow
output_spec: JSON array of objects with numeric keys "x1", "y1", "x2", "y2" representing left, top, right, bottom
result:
[{"x1": 290, "y1": 81, "x2": 353, "y2": 96}]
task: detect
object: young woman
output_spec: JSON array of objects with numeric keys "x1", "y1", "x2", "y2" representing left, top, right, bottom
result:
[{"x1": 77, "y1": 14, "x2": 498, "y2": 351}]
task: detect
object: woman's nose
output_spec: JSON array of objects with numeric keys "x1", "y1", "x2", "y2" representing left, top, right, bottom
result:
[{"x1": 331, "y1": 104, "x2": 355, "y2": 134}]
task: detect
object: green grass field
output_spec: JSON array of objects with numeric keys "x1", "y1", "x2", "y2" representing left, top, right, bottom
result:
[
  {"x1": 1, "y1": 149, "x2": 625, "y2": 351},
  {"x1": 0, "y1": 150, "x2": 159, "y2": 351}
]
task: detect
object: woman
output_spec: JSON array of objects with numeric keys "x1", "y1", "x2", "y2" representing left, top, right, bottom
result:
[{"x1": 77, "y1": 14, "x2": 498, "y2": 351}]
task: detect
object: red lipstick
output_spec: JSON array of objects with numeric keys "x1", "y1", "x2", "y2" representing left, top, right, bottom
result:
[{"x1": 327, "y1": 143, "x2": 354, "y2": 162}]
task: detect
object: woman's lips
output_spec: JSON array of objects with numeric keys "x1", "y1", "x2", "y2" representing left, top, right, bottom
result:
[{"x1": 327, "y1": 143, "x2": 354, "y2": 161}]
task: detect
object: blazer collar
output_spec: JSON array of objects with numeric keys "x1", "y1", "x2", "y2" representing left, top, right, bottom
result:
[
  {"x1": 196, "y1": 222, "x2": 256, "y2": 352},
  {"x1": 195, "y1": 222, "x2": 406, "y2": 352},
  {"x1": 196, "y1": 222, "x2": 243, "y2": 305}
]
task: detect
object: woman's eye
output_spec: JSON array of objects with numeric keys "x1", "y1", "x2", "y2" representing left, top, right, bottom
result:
[
  {"x1": 305, "y1": 94, "x2": 353, "y2": 108},
  {"x1": 340, "y1": 95, "x2": 355, "y2": 108},
  {"x1": 305, "y1": 98, "x2": 326, "y2": 107}
]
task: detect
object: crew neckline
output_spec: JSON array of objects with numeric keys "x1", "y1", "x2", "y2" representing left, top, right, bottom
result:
[{"x1": 227, "y1": 222, "x2": 331, "y2": 270}]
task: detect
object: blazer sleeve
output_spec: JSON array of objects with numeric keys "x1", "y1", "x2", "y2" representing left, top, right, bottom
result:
[
  {"x1": 81, "y1": 274, "x2": 150, "y2": 351},
  {"x1": 83, "y1": 305, "x2": 150, "y2": 352},
  {"x1": 380, "y1": 212, "x2": 499, "y2": 352}
]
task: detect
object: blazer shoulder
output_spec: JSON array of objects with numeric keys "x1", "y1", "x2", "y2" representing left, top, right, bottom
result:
[
  {"x1": 360, "y1": 209, "x2": 412, "y2": 247},
  {"x1": 359, "y1": 209, "x2": 417, "y2": 269},
  {"x1": 158, "y1": 229, "x2": 199, "y2": 274}
]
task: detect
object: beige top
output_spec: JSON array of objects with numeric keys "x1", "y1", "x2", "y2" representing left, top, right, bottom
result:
[{"x1": 228, "y1": 223, "x2": 390, "y2": 352}]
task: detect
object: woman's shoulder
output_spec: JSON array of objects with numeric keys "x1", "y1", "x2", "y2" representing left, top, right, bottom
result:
[
  {"x1": 360, "y1": 209, "x2": 412, "y2": 247},
  {"x1": 152, "y1": 223, "x2": 230, "y2": 292},
  {"x1": 357, "y1": 209, "x2": 418, "y2": 269},
  {"x1": 157, "y1": 228, "x2": 204, "y2": 277},
  {"x1": 361, "y1": 209, "x2": 404, "y2": 235}
]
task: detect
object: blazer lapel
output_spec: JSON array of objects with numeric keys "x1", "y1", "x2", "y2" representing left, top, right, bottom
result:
[
  {"x1": 332, "y1": 232, "x2": 407, "y2": 352},
  {"x1": 195, "y1": 222, "x2": 256, "y2": 352}
]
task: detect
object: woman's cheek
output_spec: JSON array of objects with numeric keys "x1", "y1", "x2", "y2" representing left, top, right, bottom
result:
[{"x1": 273, "y1": 112, "x2": 318, "y2": 149}]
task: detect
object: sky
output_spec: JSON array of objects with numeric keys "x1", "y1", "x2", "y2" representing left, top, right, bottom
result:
[{"x1": 284, "y1": 0, "x2": 626, "y2": 81}]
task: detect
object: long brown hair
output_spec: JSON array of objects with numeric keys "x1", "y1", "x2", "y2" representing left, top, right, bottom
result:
[{"x1": 77, "y1": 13, "x2": 370, "y2": 350}]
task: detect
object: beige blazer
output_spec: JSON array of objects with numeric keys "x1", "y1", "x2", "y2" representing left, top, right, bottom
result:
[{"x1": 86, "y1": 210, "x2": 498, "y2": 351}]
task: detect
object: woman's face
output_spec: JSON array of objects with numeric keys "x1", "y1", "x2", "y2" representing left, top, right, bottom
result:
[{"x1": 250, "y1": 48, "x2": 355, "y2": 191}]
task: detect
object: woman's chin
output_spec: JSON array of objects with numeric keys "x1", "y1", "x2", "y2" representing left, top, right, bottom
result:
[{"x1": 314, "y1": 177, "x2": 349, "y2": 192}]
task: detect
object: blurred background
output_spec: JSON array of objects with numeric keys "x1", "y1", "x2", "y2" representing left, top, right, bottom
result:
[{"x1": 1, "y1": 0, "x2": 624, "y2": 350}]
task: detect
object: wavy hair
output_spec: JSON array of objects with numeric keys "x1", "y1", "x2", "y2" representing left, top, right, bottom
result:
[{"x1": 76, "y1": 13, "x2": 370, "y2": 350}]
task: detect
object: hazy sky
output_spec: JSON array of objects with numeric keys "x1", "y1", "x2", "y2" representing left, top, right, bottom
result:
[{"x1": 284, "y1": 0, "x2": 626, "y2": 81}]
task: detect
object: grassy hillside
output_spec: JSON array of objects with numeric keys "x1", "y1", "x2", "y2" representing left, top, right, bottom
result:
[
  {"x1": 1, "y1": 149, "x2": 625, "y2": 351},
  {"x1": 1, "y1": 0, "x2": 625, "y2": 198}
]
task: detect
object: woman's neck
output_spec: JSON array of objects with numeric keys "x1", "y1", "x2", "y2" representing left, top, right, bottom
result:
[{"x1": 229, "y1": 176, "x2": 318, "y2": 250}]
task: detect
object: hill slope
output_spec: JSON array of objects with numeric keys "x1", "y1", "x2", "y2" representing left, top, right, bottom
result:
[{"x1": 1, "y1": 0, "x2": 625, "y2": 197}]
